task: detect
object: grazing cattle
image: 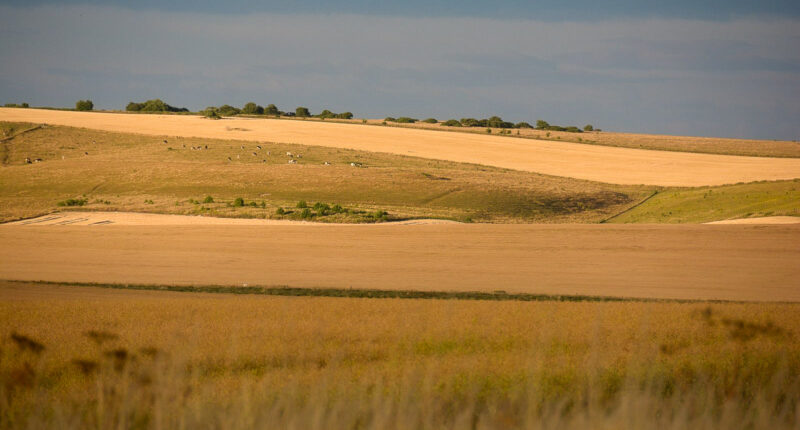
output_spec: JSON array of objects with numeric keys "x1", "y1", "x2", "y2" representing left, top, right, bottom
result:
[
  {"x1": 163, "y1": 139, "x2": 168, "y2": 144},
  {"x1": 204, "y1": 145, "x2": 208, "y2": 150},
  {"x1": 24, "y1": 157, "x2": 32, "y2": 164},
  {"x1": 297, "y1": 154, "x2": 302, "y2": 159},
  {"x1": 241, "y1": 145, "x2": 245, "y2": 149},
  {"x1": 267, "y1": 151, "x2": 271, "y2": 156},
  {"x1": 256, "y1": 145, "x2": 262, "y2": 150},
  {"x1": 288, "y1": 159, "x2": 297, "y2": 164},
  {"x1": 262, "y1": 159, "x2": 267, "y2": 163},
  {"x1": 286, "y1": 152, "x2": 293, "y2": 157},
  {"x1": 323, "y1": 161, "x2": 331, "y2": 165},
  {"x1": 33, "y1": 158, "x2": 42, "y2": 163},
  {"x1": 183, "y1": 144, "x2": 186, "y2": 148},
  {"x1": 227, "y1": 157, "x2": 232, "y2": 161},
  {"x1": 252, "y1": 152, "x2": 257, "y2": 156},
  {"x1": 84, "y1": 152, "x2": 89, "y2": 156}
]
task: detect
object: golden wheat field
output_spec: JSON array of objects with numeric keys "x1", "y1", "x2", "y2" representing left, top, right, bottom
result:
[{"x1": 2, "y1": 282, "x2": 800, "y2": 429}]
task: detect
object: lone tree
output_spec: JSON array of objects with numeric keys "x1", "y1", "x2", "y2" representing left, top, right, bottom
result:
[
  {"x1": 535, "y1": 120, "x2": 550, "y2": 129},
  {"x1": 242, "y1": 102, "x2": 264, "y2": 115},
  {"x1": 584, "y1": 124, "x2": 594, "y2": 131},
  {"x1": 295, "y1": 106, "x2": 310, "y2": 117},
  {"x1": 75, "y1": 100, "x2": 93, "y2": 111}
]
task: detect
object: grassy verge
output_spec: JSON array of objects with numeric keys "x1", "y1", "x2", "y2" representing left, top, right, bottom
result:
[{"x1": 609, "y1": 180, "x2": 800, "y2": 223}]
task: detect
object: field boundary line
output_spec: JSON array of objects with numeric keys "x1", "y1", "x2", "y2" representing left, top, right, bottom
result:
[
  {"x1": 2, "y1": 279, "x2": 779, "y2": 304},
  {"x1": 600, "y1": 190, "x2": 660, "y2": 223}
]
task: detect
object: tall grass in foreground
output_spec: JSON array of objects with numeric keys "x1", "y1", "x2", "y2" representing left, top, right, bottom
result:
[{"x1": 1, "y1": 289, "x2": 799, "y2": 429}]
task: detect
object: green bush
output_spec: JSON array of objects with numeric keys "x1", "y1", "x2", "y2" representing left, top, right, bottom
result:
[
  {"x1": 336, "y1": 112, "x2": 353, "y2": 119},
  {"x1": 203, "y1": 108, "x2": 221, "y2": 119},
  {"x1": 295, "y1": 107, "x2": 310, "y2": 117},
  {"x1": 276, "y1": 207, "x2": 285, "y2": 215},
  {"x1": 536, "y1": 120, "x2": 550, "y2": 129},
  {"x1": 233, "y1": 197, "x2": 245, "y2": 207},
  {"x1": 75, "y1": 100, "x2": 93, "y2": 111},
  {"x1": 242, "y1": 102, "x2": 264, "y2": 115},
  {"x1": 300, "y1": 208, "x2": 312, "y2": 219},
  {"x1": 296, "y1": 200, "x2": 307, "y2": 208},
  {"x1": 584, "y1": 124, "x2": 594, "y2": 131},
  {"x1": 442, "y1": 119, "x2": 462, "y2": 127},
  {"x1": 203, "y1": 196, "x2": 214, "y2": 203},
  {"x1": 396, "y1": 117, "x2": 417, "y2": 123},
  {"x1": 126, "y1": 99, "x2": 188, "y2": 112},
  {"x1": 460, "y1": 118, "x2": 479, "y2": 127},
  {"x1": 217, "y1": 105, "x2": 240, "y2": 116},
  {"x1": 384, "y1": 117, "x2": 396, "y2": 122},
  {"x1": 515, "y1": 122, "x2": 533, "y2": 129},
  {"x1": 422, "y1": 118, "x2": 438, "y2": 124},
  {"x1": 265, "y1": 104, "x2": 280, "y2": 115},
  {"x1": 318, "y1": 109, "x2": 335, "y2": 119},
  {"x1": 57, "y1": 198, "x2": 88, "y2": 207}
]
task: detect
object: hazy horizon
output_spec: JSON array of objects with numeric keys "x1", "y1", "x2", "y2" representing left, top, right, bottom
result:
[{"x1": 1, "y1": 1, "x2": 799, "y2": 140}]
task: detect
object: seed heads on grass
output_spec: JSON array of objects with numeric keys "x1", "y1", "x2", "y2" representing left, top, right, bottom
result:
[{"x1": 10, "y1": 333, "x2": 45, "y2": 354}]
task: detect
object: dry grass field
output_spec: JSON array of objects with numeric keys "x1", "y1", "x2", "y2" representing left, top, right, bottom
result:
[
  {"x1": 0, "y1": 120, "x2": 647, "y2": 224},
  {"x1": 3, "y1": 108, "x2": 800, "y2": 186},
  {"x1": 2, "y1": 282, "x2": 799, "y2": 429}
]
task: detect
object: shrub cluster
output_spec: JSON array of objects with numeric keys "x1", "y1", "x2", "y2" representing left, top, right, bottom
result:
[
  {"x1": 126, "y1": 99, "x2": 188, "y2": 113},
  {"x1": 317, "y1": 110, "x2": 354, "y2": 120},
  {"x1": 4, "y1": 103, "x2": 29, "y2": 108},
  {"x1": 57, "y1": 198, "x2": 88, "y2": 207},
  {"x1": 384, "y1": 117, "x2": 417, "y2": 124},
  {"x1": 75, "y1": 100, "x2": 93, "y2": 111},
  {"x1": 535, "y1": 120, "x2": 586, "y2": 133}
]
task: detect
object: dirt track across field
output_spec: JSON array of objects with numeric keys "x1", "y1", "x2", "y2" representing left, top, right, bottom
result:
[
  {"x1": 2, "y1": 108, "x2": 799, "y2": 187},
  {"x1": 1, "y1": 223, "x2": 797, "y2": 301}
]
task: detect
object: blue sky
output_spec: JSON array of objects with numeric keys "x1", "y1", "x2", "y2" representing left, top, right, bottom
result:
[{"x1": 1, "y1": 1, "x2": 799, "y2": 139}]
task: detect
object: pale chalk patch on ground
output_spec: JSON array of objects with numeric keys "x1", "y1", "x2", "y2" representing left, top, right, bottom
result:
[
  {"x1": 1, "y1": 211, "x2": 458, "y2": 226},
  {"x1": 705, "y1": 216, "x2": 800, "y2": 225}
]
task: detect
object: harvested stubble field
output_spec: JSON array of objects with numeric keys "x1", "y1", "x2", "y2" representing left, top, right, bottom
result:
[
  {"x1": 368, "y1": 118, "x2": 800, "y2": 158},
  {"x1": 1, "y1": 224, "x2": 799, "y2": 302},
  {"x1": 1, "y1": 282, "x2": 799, "y2": 429},
  {"x1": 3, "y1": 108, "x2": 800, "y2": 186}
]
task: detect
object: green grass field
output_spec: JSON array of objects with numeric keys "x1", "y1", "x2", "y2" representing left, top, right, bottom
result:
[{"x1": 608, "y1": 180, "x2": 800, "y2": 223}]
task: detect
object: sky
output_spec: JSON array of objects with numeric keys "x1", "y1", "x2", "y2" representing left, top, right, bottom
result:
[{"x1": 1, "y1": 1, "x2": 799, "y2": 140}]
